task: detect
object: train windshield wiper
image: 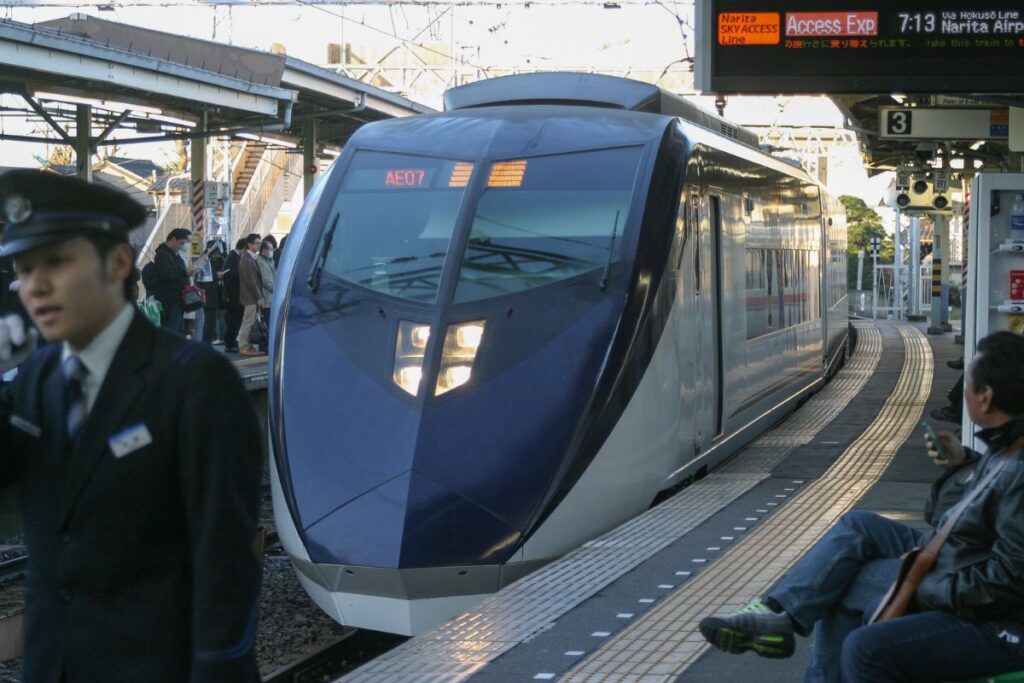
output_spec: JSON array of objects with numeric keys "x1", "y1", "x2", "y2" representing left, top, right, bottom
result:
[
  {"x1": 599, "y1": 210, "x2": 621, "y2": 291},
  {"x1": 306, "y1": 214, "x2": 339, "y2": 292},
  {"x1": 464, "y1": 237, "x2": 587, "y2": 270}
]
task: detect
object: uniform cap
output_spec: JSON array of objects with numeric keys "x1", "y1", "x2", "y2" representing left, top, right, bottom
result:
[{"x1": 0, "y1": 169, "x2": 146, "y2": 257}]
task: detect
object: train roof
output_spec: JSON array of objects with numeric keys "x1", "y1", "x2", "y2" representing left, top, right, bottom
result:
[
  {"x1": 345, "y1": 104, "x2": 672, "y2": 161},
  {"x1": 443, "y1": 73, "x2": 759, "y2": 148}
]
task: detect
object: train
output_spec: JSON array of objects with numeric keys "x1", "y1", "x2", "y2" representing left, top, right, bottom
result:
[{"x1": 268, "y1": 72, "x2": 848, "y2": 635}]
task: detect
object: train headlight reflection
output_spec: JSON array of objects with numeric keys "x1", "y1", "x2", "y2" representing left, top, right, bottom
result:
[{"x1": 435, "y1": 321, "x2": 486, "y2": 396}]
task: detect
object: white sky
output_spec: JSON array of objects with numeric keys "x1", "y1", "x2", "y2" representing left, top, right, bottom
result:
[{"x1": 0, "y1": 3, "x2": 868, "y2": 195}]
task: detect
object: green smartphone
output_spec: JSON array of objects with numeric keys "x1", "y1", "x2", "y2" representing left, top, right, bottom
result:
[{"x1": 920, "y1": 420, "x2": 949, "y2": 461}]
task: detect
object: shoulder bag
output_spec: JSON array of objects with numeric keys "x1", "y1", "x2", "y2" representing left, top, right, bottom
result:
[
  {"x1": 869, "y1": 436, "x2": 1024, "y2": 623},
  {"x1": 182, "y1": 283, "x2": 206, "y2": 312}
]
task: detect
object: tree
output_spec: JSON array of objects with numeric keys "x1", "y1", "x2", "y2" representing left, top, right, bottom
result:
[
  {"x1": 840, "y1": 194, "x2": 885, "y2": 249},
  {"x1": 841, "y1": 194, "x2": 892, "y2": 290}
]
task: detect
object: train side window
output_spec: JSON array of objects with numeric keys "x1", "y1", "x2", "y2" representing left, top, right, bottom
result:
[{"x1": 745, "y1": 248, "x2": 770, "y2": 339}]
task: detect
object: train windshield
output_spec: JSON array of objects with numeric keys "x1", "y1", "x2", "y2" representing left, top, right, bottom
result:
[
  {"x1": 321, "y1": 151, "x2": 475, "y2": 303},
  {"x1": 453, "y1": 145, "x2": 643, "y2": 303}
]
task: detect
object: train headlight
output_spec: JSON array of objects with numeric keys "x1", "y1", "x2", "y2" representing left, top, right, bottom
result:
[
  {"x1": 455, "y1": 323, "x2": 484, "y2": 350},
  {"x1": 394, "y1": 365, "x2": 423, "y2": 395},
  {"x1": 393, "y1": 320, "x2": 431, "y2": 396},
  {"x1": 435, "y1": 321, "x2": 486, "y2": 395},
  {"x1": 438, "y1": 365, "x2": 472, "y2": 392},
  {"x1": 410, "y1": 325, "x2": 431, "y2": 349}
]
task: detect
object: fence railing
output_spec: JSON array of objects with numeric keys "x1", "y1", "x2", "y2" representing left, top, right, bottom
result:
[{"x1": 869, "y1": 263, "x2": 931, "y2": 319}]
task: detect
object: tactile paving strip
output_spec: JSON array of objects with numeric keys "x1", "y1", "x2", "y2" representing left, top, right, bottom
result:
[
  {"x1": 341, "y1": 322, "x2": 883, "y2": 682},
  {"x1": 717, "y1": 321, "x2": 883, "y2": 475},
  {"x1": 560, "y1": 324, "x2": 931, "y2": 682}
]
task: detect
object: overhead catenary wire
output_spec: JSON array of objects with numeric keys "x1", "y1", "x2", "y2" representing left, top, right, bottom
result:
[{"x1": 271, "y1": 0, "x2": 494, "y2": 74}]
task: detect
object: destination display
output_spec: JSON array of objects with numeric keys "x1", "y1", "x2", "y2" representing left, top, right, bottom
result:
[{"x1": 697, "y1": 0, "x2": 1024, "y2": 94}]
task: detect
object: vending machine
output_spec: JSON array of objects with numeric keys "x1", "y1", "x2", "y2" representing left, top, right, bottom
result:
[{"x1": 963, "y1": 173, "x2": 1024, "y2": 451}]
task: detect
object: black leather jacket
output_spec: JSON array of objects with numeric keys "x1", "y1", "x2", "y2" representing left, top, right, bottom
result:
[{"x1": 917, "y1": 417, "x2": 1024, "y2": 620}]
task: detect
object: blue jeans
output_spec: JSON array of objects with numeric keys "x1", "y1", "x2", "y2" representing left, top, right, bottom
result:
[
  {"x1": 841, "y1": 610, "x2": 1024, "y2": 682},
  {"x1": 768, "y1": 510, "x2": 1024, "y2": 682},
  {"x1": 803, "y1": 558, "x2": 900, "y2": 683},
  {"x1": 769, "y1": 510, "x2": 923, "y2": 638}
]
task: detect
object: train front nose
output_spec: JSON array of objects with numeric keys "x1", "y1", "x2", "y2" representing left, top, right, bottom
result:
[
  {"x1": 274, "y1": 285, "x2": 624, "y2": 572},
  {"x1": 302, "y1": 469, "x2": 521, "y2": 568},
  {"x1": 271, "y1": 137, "x2": 648, "y2": 584}
]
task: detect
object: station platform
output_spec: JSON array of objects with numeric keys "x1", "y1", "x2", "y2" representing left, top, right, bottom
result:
[
  {"x1": 228, "y1": 353, "x2": 269, "y2": 391},
  {"x1": 341, "y1": 319, "x2": 963, "y2": 682}
]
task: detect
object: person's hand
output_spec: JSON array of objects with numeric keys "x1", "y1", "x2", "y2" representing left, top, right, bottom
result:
[
  {"x1": 0, "y1": 314, "x2": 38, "y2": 372},
  {"x1": 185, "y1": 266, "x2": 194, "y2": 277},
  {"x1": 925, "y1": 430, "x2": 965, "y2": 469}
]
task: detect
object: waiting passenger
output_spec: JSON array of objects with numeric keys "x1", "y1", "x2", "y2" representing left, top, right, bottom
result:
[
  {"x1": 153, "y1": 228, "x2": 192, "y2": 334},
  {"x1": 221, "y1": 238, "x2": 246, "y2": 353},
  {"x1": 698, "y1": 330, "x2": 1024, "y2": 683},
  {"x1": 255, "y1": 240, "x2": 276, "y2": 352},
  {"x1": 236, "y1": 233, "x2": 264, "y2": 356},
  {"x1": 932, "y1": 370, "x2": 965, "y2": 424}
]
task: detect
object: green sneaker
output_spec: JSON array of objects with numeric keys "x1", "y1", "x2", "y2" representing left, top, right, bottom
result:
[{"x1": 698, "y1": 600, "x2": 795, "y2": 659}]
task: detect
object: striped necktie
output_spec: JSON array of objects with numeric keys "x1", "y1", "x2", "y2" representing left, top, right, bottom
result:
[{"x1": 63, "y1": 355, "x2": 89, "y2": 441}]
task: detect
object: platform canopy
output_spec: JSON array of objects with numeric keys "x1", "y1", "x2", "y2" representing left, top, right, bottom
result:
[{"x1": 0, "y1": 14, "x2": 432, "y2": 159}]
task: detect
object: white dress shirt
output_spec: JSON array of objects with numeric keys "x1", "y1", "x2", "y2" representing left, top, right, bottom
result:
[{"x1": 61, "y1": 303, "x2": 135, "y2": 414}]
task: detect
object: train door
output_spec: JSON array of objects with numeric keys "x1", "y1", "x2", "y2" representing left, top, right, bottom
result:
[
  {"x1": 708, "y1": 196, "x2": 724, "y2": 439},
  {"x1": 691, "y1": 192, "x2": 724, "y2": 453}
]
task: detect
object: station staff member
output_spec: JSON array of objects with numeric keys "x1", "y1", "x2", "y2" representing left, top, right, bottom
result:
[{"x1": 0, "y1": 170, "x2": 262, "y2": 683}]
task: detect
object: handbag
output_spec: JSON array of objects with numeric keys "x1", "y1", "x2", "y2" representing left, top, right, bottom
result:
[
  {"x1": 182, "y1": 284, "x2": 206, "y2": 312},
  {"x1": 138, "y1": 296, "x2": 163, "y2": 327},
  {"x1": 249, "y1": 309, "x2": 269, "y2": 346},
  {"x1": 869, "y1": 436, "x2": 1024, "y2": 623}
]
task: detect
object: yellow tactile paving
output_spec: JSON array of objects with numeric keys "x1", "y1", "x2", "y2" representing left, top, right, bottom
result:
[{"x1": 562, "y1": 323, "x2": 931, "y2": 682}]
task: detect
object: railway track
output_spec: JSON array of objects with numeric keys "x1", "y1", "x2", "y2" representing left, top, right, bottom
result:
[
  {"x1": 0, "y1": 553, "x2": 27, "y2": 584},
  {"x1": 262, "y1": 628, "x2": 406, "y2": 683}
]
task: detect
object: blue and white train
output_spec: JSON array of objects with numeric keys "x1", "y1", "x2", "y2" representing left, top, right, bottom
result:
[{"x1": 268, "y1": 73, "x2": 848, "y2": 635}]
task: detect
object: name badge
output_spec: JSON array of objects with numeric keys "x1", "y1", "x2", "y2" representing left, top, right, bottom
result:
[
  {"x1": 109, "y1": 423, "x2": 153, "y2": 458},
  {"x1": 9, "y1": 415, "x2": 42, "y2": 438}
]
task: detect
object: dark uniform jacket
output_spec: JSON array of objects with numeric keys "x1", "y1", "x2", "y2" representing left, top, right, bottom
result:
[
  {"x1": 223, "y1": 250, "x2": 241, "y2": 308},
  {"x1": 0, "y1": 256, "x2": 14, "y2": 313},
  {"x1": 153, "y1": 243, "x2": 189, "y2": 308},
  {"x1": 0, "y1": 311, "x2": 262, "y2": 682},
  {"x1": 918, "y1": 417, "x2": 1024, "y2": 623}
]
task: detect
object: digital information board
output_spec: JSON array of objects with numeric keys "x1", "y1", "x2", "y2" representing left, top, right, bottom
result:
[{"x1": 696, "y1": 0, "x2": 1024, "y2": 94}]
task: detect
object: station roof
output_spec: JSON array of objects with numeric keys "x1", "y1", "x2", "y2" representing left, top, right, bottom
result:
[
  {"x1": 0, "y1": 14, "x2": 433, "y2": 152},
  {"x1": 830, "y1": 93, "x2": 1024, "y2": 173}
]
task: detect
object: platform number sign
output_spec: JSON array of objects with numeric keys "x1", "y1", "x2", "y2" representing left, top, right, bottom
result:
[{"x1": 884, "y1": 110, "x2": 913, "y2": 136}]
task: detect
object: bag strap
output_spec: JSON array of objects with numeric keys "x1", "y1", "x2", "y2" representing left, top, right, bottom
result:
[{"x1": 917, "y1": 434, "x2": 1024, "y2": 565}]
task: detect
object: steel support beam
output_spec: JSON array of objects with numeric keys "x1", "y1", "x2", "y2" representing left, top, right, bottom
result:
[
  {"x1": 75, "y1": 104, "x2": 92, "y2": 182},
  {"x1": 302, "y1": 118, "x2": 318, "y2": 197}
]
